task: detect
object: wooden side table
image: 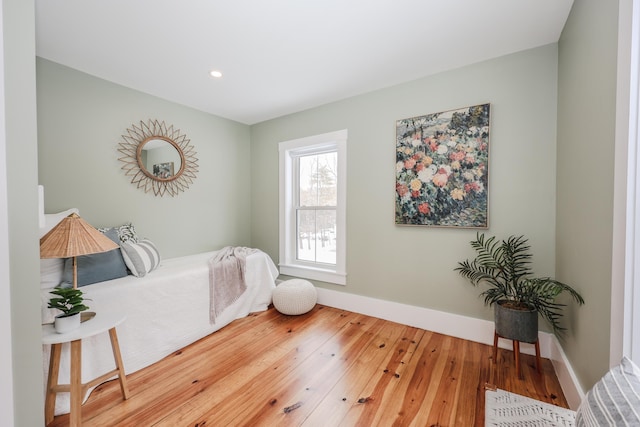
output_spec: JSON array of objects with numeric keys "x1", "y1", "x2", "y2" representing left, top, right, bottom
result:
[{"x1": 43, "y1": 311, "x2": 129, "y2": 426}]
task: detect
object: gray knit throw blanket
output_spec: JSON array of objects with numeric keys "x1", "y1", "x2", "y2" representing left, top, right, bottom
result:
[{"x1": 208, "y1": 246, "x2": 258, "y2": 323}]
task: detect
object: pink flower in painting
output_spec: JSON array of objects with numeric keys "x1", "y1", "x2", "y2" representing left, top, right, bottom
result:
[
  {"x1": 464, "y1": 182, "x2": 480, "y2": 193},
  {"x1": 465, "y1": 154, "x2": 475, "y2": 164},
  {"x1": 411, "y1": 190, "x2": 420, "y2": 198},
  {"x1": 418, "y1": 203, "x2": 430, "y2": 214},
  {"x1": 432, "y1": 173, "x2": 448, "y2": 187},
  {"x1": 413, "y1": 152, "x2": 423, "y2": 161},
  {"x1": 415, "y1": 162, "x2": 425, "y2": 172},
  {"x1": 396, "y1": 183, "x2": 409, "y2": 197},
  {"x1": 425, "y1": 138, "x2": 438, "y2": 152},
  {"x1": 404, "y1": 158, "x2": 416, "y2": 170},
  {"x1": 449, "y1": 151, "x2": 465, "y2": 162}
]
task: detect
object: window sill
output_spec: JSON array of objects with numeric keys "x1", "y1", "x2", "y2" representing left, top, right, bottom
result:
[{"x1": 279, "y1": 264, "x2": 346, "y2": 285}]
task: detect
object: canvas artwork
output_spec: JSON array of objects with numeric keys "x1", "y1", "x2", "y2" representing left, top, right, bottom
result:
[{"x1": 395, "y1": 103, "x2": 490, "y2": 228}]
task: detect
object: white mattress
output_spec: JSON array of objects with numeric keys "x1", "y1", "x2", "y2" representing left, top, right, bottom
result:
[{"x1": 41, "y1": 250, "x2": 278, "y2": 416}]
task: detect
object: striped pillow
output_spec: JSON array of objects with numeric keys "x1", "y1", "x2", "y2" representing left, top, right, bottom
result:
[
  {"x1": 120, "y1": 239, "x2": 161, "y2": 277},
  {"x1": 575, "y1": 357, "x2": 640, "y2": 426}
]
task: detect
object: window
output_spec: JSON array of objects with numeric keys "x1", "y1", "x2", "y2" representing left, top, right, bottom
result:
[{"x1": 279, "y1": 130, "x2": 347, "y2": 285}]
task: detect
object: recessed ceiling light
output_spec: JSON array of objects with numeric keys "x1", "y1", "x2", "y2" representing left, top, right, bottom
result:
[{"x1": 209, "y1": 70, "x2": 223, "y2": 78}]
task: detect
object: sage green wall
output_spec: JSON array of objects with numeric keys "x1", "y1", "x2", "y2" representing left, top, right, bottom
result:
[
  {"x1": 37, "y1": 58, "x2": 252, "y2": 259},
  {"x1": 251, "y1": 44, "x2": 560, "y2": 325},
  {"x1": 5, "y1": 0, "x2": 45, "y2": 425},
  {"x1": 556, "y1": 0, "x2": 618, "y2": 390}
]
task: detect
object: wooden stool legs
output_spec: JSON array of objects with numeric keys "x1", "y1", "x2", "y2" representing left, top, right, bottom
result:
[
  {"x1": 44, "y1": 327, "x2": 129, "y2": 426},
  {"x1": 45, "y1": 343, "x2": 62, "y2": 425},
  {"x1": 492, "y1": 331, "x2": 541, "y2": 379},
  {"x1": 109, "y1": 327, "x2": 130, "y2": 400}
]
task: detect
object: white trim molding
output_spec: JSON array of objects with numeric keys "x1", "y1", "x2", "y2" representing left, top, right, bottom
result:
[
  {"x1": 0, "y1": 1, "x2": 14, "y2": 421},
  {"x1": 278, "y1": 129, "x2": 347, "y2": 285},
  {"x1": 315, "y1": 287, "x2": 585, "y2": 410}
]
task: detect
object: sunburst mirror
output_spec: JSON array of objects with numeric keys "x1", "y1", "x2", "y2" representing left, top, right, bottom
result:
[{"x1": 118, "y1": 120, "x2": 199, "y2": 197}]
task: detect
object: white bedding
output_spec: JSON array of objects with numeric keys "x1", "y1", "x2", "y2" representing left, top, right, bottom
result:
[{"x1": 41, "y1": 249, "x2": 278, "y2": 416}]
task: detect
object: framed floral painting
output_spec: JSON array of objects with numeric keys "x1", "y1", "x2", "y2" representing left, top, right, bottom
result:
[{"x1": 395, "y1": 103, "x2": 490, "y2": 228}]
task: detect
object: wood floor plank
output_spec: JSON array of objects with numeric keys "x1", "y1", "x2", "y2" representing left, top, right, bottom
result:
[
  {"x1": 47, "y1": 305, "x2": 571, "y2": 427},
  {"x1": 83, "y1": 311, "x2": 303, "y2": 426},
  {"x1": 301, "y1": 320, "x2": 414, "y2": 426},
  {"x1": 374, "y1": 332, "x2": 452, "y2": 426},
  {"x1": 239, "y1": 317, "x2": 388, "y2": 426},
  {"x1": 112, "y1": 306, "x2": 353, "y2": 427},
  {"x1": 337, "y1": 327, "x2": 428, "y2": 426},
  {"x1": 421, "y1": 335, "x2": 466, "y2": 426},
  {"x1": 452, "y1": 339, "x2": 487, "y2": 426},
  {"x1": 145, "y1": 306, "x2": 360, "y2": 426},
  {"x1": 74, "y1": 308, "x2": 286, "y2": 419},
  {"x1": 194, "y1": 312, "x2": 378, "y2": 426}
]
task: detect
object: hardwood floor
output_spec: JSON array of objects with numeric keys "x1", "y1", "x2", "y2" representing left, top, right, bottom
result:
[{"x1": 48, "y1": 305, "x2": 569, "y2": 426}]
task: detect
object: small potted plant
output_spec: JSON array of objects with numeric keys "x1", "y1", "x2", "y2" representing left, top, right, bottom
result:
[
  {"x1": 455, "y1": 233, "x2": 584, "y2": 341},
  {"x1": 48, "y1": 287, "x2": 91, "y2": 333}
]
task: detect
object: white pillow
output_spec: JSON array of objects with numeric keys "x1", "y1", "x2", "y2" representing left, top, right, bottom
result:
[
  {"x1": 40, "y1": 258, "x2": 65, "y2": 289},
  {"x1": 39, "y1": 208, "x2": 79, "y2": 289}
]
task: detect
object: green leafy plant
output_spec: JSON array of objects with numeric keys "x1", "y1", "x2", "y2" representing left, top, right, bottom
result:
[
  {"x1": 48, "y1": 287, "x2": 90, "y2": 318},
  {"x1": 455, "y1": 233, "x2": 584, "y2": 334}
]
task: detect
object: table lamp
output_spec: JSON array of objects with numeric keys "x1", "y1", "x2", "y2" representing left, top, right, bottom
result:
[{"x1": 40, "y1": 212, "x2": 119, "y2": 289}]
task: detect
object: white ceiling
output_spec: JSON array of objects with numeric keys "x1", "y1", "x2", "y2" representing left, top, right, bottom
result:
[{"x1": 35, "y1": 0, "x2": 573, "y2": 125}]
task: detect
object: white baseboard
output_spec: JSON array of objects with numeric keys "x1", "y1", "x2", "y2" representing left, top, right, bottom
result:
[
  {"x1": 315, "y1": 287, "x2": 585, "y2": 409},
  {"x1": 549, "y1": 336, "x2": 585, "y2": 409}
]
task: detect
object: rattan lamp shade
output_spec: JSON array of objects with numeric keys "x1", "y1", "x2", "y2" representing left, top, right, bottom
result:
[
  {"x1": 40, "y1": 213, "x2": 119, "y2": 289},
  {"x1": 40, "y1": 213, "x2": 118, "y2": 258}
]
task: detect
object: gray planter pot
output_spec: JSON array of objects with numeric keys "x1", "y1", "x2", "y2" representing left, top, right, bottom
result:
[{"x1": 494, "y1": 300, "x2": 538, "y2": 343}]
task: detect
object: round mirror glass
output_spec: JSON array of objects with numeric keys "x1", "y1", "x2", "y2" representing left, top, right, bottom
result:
[{"x1": 138, "y1": 138, "x2": 183, "y2": 180}]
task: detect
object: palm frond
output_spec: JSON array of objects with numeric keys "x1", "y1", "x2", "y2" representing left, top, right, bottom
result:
[{"x1": 455, "y1": 233, "x2": 585, "y2": 336}]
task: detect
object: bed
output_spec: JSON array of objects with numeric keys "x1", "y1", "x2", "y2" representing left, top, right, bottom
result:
[{"x1": 39, "y1": 208, "x2": 278, "y2": 416}]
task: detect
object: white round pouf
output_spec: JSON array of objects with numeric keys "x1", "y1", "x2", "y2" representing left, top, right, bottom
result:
[{"x1": 273, "y1": 279, "x2": 317, "y2": 315}]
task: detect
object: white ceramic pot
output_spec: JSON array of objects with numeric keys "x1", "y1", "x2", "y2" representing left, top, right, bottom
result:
[{"x1": 54, "y1": 313, "x2": 80, "y2": 334}]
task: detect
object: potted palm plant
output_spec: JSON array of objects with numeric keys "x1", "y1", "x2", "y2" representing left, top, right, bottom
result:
[
  {"x1": 48, "y1": 287, "x2": 91, "y2": 333},
  {"x1": 455, "y1": 233, "x2": 584, "y2": 341}
]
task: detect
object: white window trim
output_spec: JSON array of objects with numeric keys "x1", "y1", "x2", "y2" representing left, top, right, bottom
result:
[
  {"x1": 279, "y1": 129, "x2": 347, "y2": 285},
  {"x1": 612, "y1": 0, "x2": 640, "y2": 367}
]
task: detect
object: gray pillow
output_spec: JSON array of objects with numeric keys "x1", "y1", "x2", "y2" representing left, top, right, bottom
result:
[
  {"x1": 62, "y1": 228, "x2": 128, "y2": 287},
  {"x1": 575, "y1": 356, "x2": 640, "y2": 426}
]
